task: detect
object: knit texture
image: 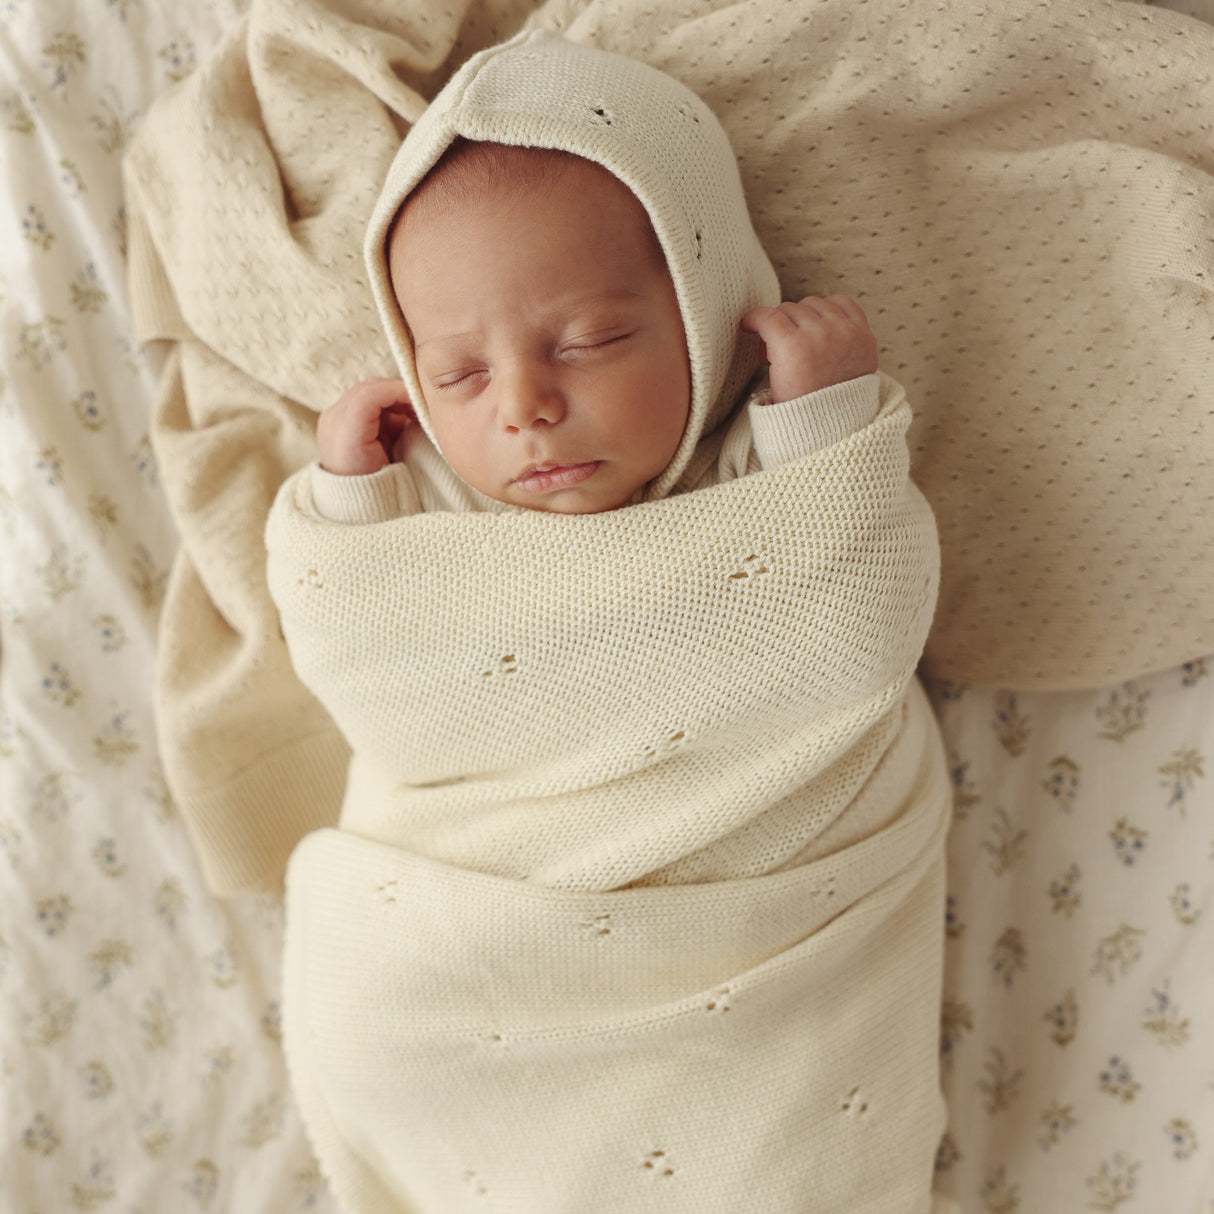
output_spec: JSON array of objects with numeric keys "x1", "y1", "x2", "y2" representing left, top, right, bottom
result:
[
  {"x1": 124, "y1": 0, "x2": 1213, "y2": 872},
  {"x1": 268, "y1": 384, "x2": 938, "y2": 888},
  {"x1": 266, "y1": 380, "x2": 952, "y2": 1208}
]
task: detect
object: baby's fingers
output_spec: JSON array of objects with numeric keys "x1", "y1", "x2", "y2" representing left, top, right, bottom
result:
[
  {"x1": 780, "y1": 295, "x2": 870, "y2": 329},
  {"x1": 319, "y1": 377, "x2": 414, "y2": 475},
  {"x1": 739, "y1": 305, "x2": 801, "y2": 343},
  {"x1": 819, "y1": 294, "x2": 870, "y2": 328},
  {"x1": 340, "y1": 381, "x2": 411, "y2": 443},
  {"x1": 377, "y1": 402, "x2": 414, "y2": 446},
  {"x1": 344, "y1": 377, "x2": 412, "y2": 420},
  {"x1": 740, "y1": 294, "x2": 878, "y2": 401}
]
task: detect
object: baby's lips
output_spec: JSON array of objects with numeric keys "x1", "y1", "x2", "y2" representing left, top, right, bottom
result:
[{"x1": 513, "y1": 460, "x2": 600, "y2": 493}]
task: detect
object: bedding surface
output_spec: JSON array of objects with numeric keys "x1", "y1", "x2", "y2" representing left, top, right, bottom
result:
[
  {"x1": 119, "y1": 0, "x2": 1214, "y2": 900},
  {"x1": 0, "y1": 1, "x2": 336, "y2": 1209},
  {"x1": 928, "y1": 661, "x2": 1214, "y2": 1211},
  {"x1": 1, "y1": 0, "x2": 1211, "y2": 1211}
]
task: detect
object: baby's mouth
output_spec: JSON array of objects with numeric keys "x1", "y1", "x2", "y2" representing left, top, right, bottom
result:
[{"x1": 513, "y1": 461, "x2": 600, "y2": 493}]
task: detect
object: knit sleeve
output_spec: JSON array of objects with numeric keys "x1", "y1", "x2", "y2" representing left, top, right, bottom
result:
[
  {"x1": 310, "y1": 462, "x2": 422, "y2": 524},
  {"x1": 709, "y1": 372, "x2": 891, "y2": 486},
  {"x1": 747, "y1": 373, "x2": 882, "y2": 468}
]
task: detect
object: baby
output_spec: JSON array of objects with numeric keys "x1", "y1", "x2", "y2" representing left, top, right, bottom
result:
[
  {"x1": 315, "y1": 141, "x2": 880, "y2": 515},
  {"x1": 266, "y1": 28, "x2": 953, "y2": 1214}
]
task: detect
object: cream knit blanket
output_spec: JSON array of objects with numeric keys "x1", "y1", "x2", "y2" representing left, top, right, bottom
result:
[
  {"x1": 125, "y1": 0, "x2": 1213, "y2": 895},
  {"x1": 266, "y1": 386, "x2": 953, "y2": 1210},
  {"x1": 124, "y1": 0, "x2": 1214, "y2": 895}
]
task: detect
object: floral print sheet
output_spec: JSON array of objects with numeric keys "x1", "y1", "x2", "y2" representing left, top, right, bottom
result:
[
  {"x1": 0, "y1": 0, "x2": 1209, "y2": 1211},
  {"x1": 1, "y1": 1, "x2": 338, "y2": 1209},
  {"x1": 927, "y1": 663, "x2": 1214, "y2": 1213}
]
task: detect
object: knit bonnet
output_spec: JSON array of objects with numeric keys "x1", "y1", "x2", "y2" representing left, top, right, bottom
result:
[{"x1": 363, "y1": 29, "x2": 781, "y2": 501}]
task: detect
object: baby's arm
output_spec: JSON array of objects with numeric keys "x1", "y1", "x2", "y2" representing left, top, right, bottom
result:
[
  {"x1": 726, "y1": 294, "x2": 884, "y2": 473},
  {"x1": 310, "y1": 377, "x2": 422, "y2": 524}
]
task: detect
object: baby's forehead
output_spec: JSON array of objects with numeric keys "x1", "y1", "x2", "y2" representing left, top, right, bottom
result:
[{"x1": 392, "y1": 141, "x2": 663, "y2": 266}]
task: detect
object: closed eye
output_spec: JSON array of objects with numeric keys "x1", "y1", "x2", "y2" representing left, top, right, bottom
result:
[
  {"x1": 563, "y1": 332, "x2": 632, "y2": 358},
  {"x1": 432, "y1": 368, "x2": 488, "y2": 391}
]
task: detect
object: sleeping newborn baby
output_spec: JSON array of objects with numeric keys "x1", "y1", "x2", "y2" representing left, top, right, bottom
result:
[
  {"x1": 314, "y1": 139, "x2": 881, "y2": 515},
  {"x1": 265, "y1": 28, "x2": 956, "y2": 1214}
]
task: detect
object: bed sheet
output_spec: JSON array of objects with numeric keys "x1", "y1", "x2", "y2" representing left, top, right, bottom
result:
[
  {"x1": 0, "y1": 1, "x2": 338, "y2": 1210},
  {"x1": 927, "y1": 664, "x2": 1214, "y2": 1211},
  {"x1": 0, "y1": 0, "x2": 1209, "y2": 1211}
]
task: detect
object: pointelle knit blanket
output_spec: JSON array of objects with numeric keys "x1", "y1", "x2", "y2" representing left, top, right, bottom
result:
[
  {"x1": 266, "y1": 381, "x2": 954, "y2": 1212},
  {"x1": 123, "y1": 0, "x2": 1214, "y2": 895}
]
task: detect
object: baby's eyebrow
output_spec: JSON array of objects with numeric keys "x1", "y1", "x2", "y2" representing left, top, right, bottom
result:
[{"x1": 414, "y1": 331, "x2": 476, "y2": 352}]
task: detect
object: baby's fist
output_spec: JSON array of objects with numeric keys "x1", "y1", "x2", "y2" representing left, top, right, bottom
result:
[
  {"x1": 740, "y1": 295, "x2": 878, "y2": 403},
  {"x1": 317, "y1": 378, "x2": 414, "y2": 476}
]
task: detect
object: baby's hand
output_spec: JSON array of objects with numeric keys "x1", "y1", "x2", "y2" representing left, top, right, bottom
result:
[
  {"x1": 317, "y1": 378, "x2": 415, "y2": 475},
  {"x1": 740, "y1": 295, "x2": 878, "y2": 403}
]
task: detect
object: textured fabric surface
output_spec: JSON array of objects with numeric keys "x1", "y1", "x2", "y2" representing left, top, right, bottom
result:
[
  {"x1": 122, "y1": 0, "x2": 1214, "y2": 896},
  {"x1": 266, "y1": 402, "x2": 951, "y2": 1209},
  {"x1": 3, "y1": 3, "x2": 1212, "y2": 1210},
  {"x1": 267, "y1": 385, "x2": 940, "y2": 891}
]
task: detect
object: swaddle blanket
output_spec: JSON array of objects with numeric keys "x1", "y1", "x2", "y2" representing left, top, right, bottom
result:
[
  {"x1": 263, "y1": 30, "x2": 955, "y2": 1212},
  {"x1": 266, "y1": 412, "x2": 953, "y2": 1212}
]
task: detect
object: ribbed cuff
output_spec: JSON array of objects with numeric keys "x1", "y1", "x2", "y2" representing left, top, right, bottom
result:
[
  {"x1": 309, "y1": 462, "x2": 420, "y2": 523},
  {"x1": 176, "y1": 727, "x2": 351, "y2": 897},
  {"x1": 748, "y1": 373, "x2": 882, "y2": 467}
]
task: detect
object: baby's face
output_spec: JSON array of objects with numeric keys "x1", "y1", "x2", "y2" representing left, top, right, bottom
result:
[{"x1": 390, "y1": 158, "x2": 691, "y2": 513}]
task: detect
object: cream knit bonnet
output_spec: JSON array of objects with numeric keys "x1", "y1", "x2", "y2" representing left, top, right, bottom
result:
[{"x1": 364, "y1": 28, "x2": 781, "y2": 501}]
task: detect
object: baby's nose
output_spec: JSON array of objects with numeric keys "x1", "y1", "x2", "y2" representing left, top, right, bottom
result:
[{"x1": 497, "y1": 362, "x2": 564, "y2": 430}]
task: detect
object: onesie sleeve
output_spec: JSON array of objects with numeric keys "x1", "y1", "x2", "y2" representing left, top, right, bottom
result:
[
  {"x1": 747, "y1": 373, "x2": 882, "y2": 468},
  {"x1": 310, "y1": 462, "x2": 423, "y2": 524}
]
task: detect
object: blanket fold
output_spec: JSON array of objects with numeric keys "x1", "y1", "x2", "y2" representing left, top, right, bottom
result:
[
  {"x1": 282, "y1": 759, "x2": 951, "y2": 1213},
  {"x1": 266, "y1": 383, "x2": 938, "y2": 889}
]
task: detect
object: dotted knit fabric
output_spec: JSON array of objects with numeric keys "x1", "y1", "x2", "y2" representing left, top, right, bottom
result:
[
  {"x1": 125, "y1": 0, "x2": 1213, "y2": 891},
  {"x1": 123, "y1": 0, "x2": 1214, "y2": 899},
  {"x1": 266, "y1": 407, "x2": 954, "y2": 1210},
  {"x1": 267, "y1": 396, "x2": 939, "y2": 889},
  {"x1": 565, "y1": 0, "x2": 1214, "y2": 690}
]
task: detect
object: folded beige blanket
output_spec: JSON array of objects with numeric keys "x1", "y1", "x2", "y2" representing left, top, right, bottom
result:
[{"x1": 126, "y1": 0, "x2": 1213, "y2": 887}]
